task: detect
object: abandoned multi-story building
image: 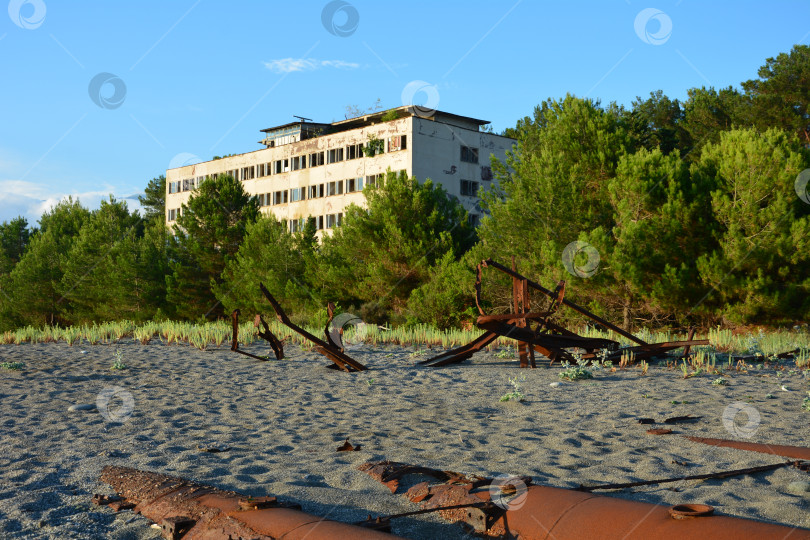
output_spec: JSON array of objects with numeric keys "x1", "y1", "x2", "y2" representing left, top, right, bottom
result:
[{"x1": 165, "y1": 106, "x2": 515, "y2": 233}]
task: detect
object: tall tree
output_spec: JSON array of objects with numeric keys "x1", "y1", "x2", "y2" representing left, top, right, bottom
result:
[
  {"x1": 607, "y1": 148, "x2": 713, "y2": 325},
  {"x1": 1, "y1": 199, "x2": 90, "y2": 328},
  {"x1": 693, "y1": 127, "x2": 810, "y2": 323},
  {"x1": 138, "y1": 174, "x2": 167, "y2": 221},
  {"x1": 0, "y1": 216, "x2": 33, "y2": 275},
  {"x1": 316, "y1": 170, "x2": 475, "y2": 323},
  {"x1": 680, "y1": 86, "x2": 750, "y2": 160},
  {"x1": 166, "y1": 174, "x2": 259, "y2": 320},
  {"x1": 60, "y1": 197, "x2": 145, "y2": 322},
  {"x1": 214, "y1": 214, "x2": 312, "y2": 321},
  {"x1": 742, "y1": 44, "x2": 810, "y2": 144},
  {"x1": 625, "y1": 90, "x2": 690, "y2": 156},
  {"x1": 479, "y1": 95, "x2": 630, "y2": 325}
]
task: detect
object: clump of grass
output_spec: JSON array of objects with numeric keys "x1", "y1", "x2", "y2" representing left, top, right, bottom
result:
[
  {"x1": 640, "y1": 359, "x2": 649, "y2": 376},
  {"x1": 499, "y1": 376, "x2": 526, "y2": 402},
  {"x1": 408, "y1": 347, "x2": 427, "y2": 359},
  {"x1": 110, "y1": 349, "x2": 127, "y2": 370},
  {"x1": 559, "y1": 366, "x2": 593, "y2": 381},
  {"x1": 495, "y1": 346, "x2": 515, "y2": 359},
  {"x1": 802, "y1": 392, "x2": 810, "y2": 412},
  {"x1": 712, "y1": 377, "x2": 728, "y2": 386},
  {"x1": 0, "y1": 361, "x2": 25, "y2": 370}
]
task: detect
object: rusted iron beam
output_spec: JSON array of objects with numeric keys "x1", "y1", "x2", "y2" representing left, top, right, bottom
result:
[
  {"x1": 685, "y1": 436, "x2": 810, "y2": 460},
  {"x1": 482, "y1": 258, "x2": 650, "y2": 346},
  {"x1": 259, "y1": 283, "x2": 367, "y2": 372},
  {"x1": 576, "y1": 460, "x2": 801, "y2": 492},
  {"x1": 99, "y1": 465, "x2": 398, "y2": 539},
  {"x1": 419, "y1": 331, "x2": 499, "y2": 367},
  {"x1": 359, "y1": 460, "x2": 810, "y2": 539},
  {"x1": 230, "y1": 309, "x2": 284, "y2": 361}
]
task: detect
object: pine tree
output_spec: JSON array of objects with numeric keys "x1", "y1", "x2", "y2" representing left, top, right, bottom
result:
[{"x1": 166, "y1": 174, "x2": 259, "y2": 320}]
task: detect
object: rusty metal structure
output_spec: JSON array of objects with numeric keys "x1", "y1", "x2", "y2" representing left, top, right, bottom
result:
[
  {"x1": 230, "y1": 283, "x2": 367, "y2": 372},
  {"x1": 230, "y1": 309, "x2": 285, "y2": 361},
  {"x1": 259, "y1": 283, "x2": 367, "y2": 372},
  {"x1": 359, "y1": 460, "x2": 810, "y2": 539},
  {"x1": 99, "y1": 466, "x2": 398, "y2": 539},
  {"x1": 685, "y1": 436, "x2": 810, "y2": 460},
  {"x1": 422, "y1": 258, "x2": 709, "y2": 368}
]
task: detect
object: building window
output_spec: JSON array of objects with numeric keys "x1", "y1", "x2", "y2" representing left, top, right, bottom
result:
[
  {"x1": 481, "y1": 166, "x2": 493, "y2": 181},
  {"x1": 461, "y1": 145, "x2": 479, "y2": 164},
  {"x1": 264, "y1": 162, "x2": 272, "y2": 176},
  {"x1": 241, "y1": 166, "x2": 255, "y2": 180},
  {"x1": 468, "y1": 214, "x2": 480, "y2": 227},
  {"x1": 327, "y1": 148, "x2": 344, "y2": 164},
  {"x1": 309, "y1": 184, "x2": 324, "y2": 199},
  {"x1": 290, "y1": 187, "x2": 307, "y2": 202},
  {"x1": 460, "y1": 179, "x2": 479, "y2": 196},
  {"x1": 290, "y1": 218, "x2": 304, "y2": 233},
  {"x1": 388, "y1": 135, "x2": 407, "y2": 152},
  {"x1": 327, "y1": 180, "x2": 343, "y2": 196},
  {"x1": 316, "y1": 215, "x2": 324, "y2": 230},
  {"x1": 366, "y1": 173, "x2": 384, "y2": 187},
  {"x1": 346, "y1": 143, "x2": 363, "y2": 160},
  {"x1": 167, "y1": 208, "x2": 177, "y2": 221},
  {"x1": 273, "y1": 190, "x2": 288, "y2": 205},
  {"x1": 309, "y1": 151, "x2": 324, "y2": 167},
  {"x1": 291, "y1": 155, "x2": 307, "y2": 171},
  {"x1": 325, "y1": 213, "x2": 343, "y2": 229},
  {"x1": 346, "y1": 177, "x2": 364, "y2": 193}
]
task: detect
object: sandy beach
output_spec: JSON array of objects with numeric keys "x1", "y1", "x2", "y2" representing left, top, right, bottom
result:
[{"x1": 1, "y1": 340, "x2": 809, "y2": 539}]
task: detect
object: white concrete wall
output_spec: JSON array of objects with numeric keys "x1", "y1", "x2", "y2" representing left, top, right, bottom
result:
[{"x1": 165, "y1": 114, "x2": 514, "y2": 230}]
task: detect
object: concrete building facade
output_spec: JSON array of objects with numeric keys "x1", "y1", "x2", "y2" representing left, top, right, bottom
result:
[{"x1": 165, "y1": 106, "x2": 515, "y2": 233}]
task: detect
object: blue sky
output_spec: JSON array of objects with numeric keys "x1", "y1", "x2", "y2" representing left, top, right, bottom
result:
[{"x1": 1, "y1": 0, "x2": 808, "y2": 224}]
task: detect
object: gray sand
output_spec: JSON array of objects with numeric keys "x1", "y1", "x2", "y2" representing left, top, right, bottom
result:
[{"x1": 1, "y1": 341, "x2": 809, "y2": 538}]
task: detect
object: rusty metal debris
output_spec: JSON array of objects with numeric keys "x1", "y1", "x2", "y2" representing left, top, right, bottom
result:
[
  {"x1": 259, "y1": 283, "x2": 367, "y2": 372},
  {"x1": 685, "y1": 436, "x2": 810, "y2": 460},
  {"x1": 99, "y1": 465, "x2": 398, "y2": 539},
  {"x1": 230, "y1": 309, "x2": 284, "y2": 361},
  {"x1": 359, "y1": 460, "x2": 810, "y2": 539},
  {"x1": 639, "y1": 415, "x2": 702, "y2": 425},
  {"x1": 422, "y1": 258, "x2": 709, "y2": 368},
  {"x1": 576, "y1": 460, "x2": 803, "y2": 492},
  {"x1": 647, "y1": 428, "x2": 674, "y2": 435},
  {"x1": 92, "y1": 494, "x2": 134, "y2": 511},
  {"x1": 337, "y1": 439, "x2": 361, "y2": 452}
]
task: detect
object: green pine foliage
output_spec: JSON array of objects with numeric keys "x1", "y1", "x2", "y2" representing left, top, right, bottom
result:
[{"x1": 166, "y1": 174, "x2": 260, "y2": 320}]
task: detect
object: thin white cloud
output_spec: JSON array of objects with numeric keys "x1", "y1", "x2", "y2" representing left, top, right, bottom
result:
[
  {"x1": 0, "y1": 180, "x2": 143, "y2": 225},
  {"x1": 263, "y1": 58, "x2": 360, "y2": 74}
]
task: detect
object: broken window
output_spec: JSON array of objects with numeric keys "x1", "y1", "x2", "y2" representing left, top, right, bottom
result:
[
  {"x1": 460, "y1": 179, "x2": 479, "y2": 196},
  {"x1": 346, "y1": 177, "x2": 364, "y2": 193},
  {"x1": 309, "y1": 152, "x2": 324, "y2": 167},
  {"x1": 388, "y1": 135, "x2": 407, "y2": 152},
  {"x1": 460, "y1": 145, "x2": 479, "y2": 164},
  {"x1": 327, "y1": 148, "x2": 344, "y2": 164},
  {"x1": 346, "y1": 143, "x2": 363, "y2": 160}
]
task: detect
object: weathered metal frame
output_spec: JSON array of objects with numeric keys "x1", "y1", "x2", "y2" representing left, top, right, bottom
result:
[
  {"x1": 259, "y1": 283, "x2": 367, "y2": 372},
  {"x1": 423, "y1": 258, "x2": 709, "y2": 368},
  {"x1": 230, "y1": 309, "x2": 285, "y2": 361}
]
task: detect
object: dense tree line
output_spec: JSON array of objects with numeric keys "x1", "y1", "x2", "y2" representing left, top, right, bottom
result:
[{"x1": 1, "y1": 46, "x2": 809, "y2": 332}]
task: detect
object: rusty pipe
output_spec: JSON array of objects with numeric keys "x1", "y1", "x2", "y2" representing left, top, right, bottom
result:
[
  {"x1": 685, "y1": 436, "x2": 810, "y2": 460},
  {"x1": 100, "y1": 466, "x2": 399, "y2": 539},
  {"x1": 500, "y1": 484, "x2": 810, "y2": 539},
  {"x1": 361, "y1": 461, "x2": 810, "y2": 539}
]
